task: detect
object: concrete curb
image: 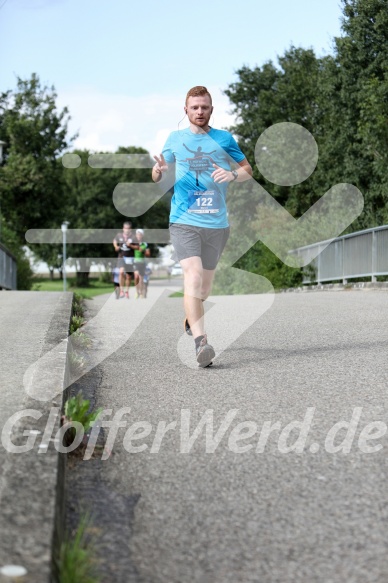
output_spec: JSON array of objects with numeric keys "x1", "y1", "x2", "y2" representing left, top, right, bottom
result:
[
  {"x1": 279, "y1": 281, "x2": 388, "y2": 293},
  {"x1": 0, "y1": 292, "x2": 73, "y2": 583}
]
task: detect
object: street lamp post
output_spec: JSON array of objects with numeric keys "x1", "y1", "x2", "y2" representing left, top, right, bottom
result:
[{"x1": 61, "y1": 221, "x2": 69, "y2": 291}]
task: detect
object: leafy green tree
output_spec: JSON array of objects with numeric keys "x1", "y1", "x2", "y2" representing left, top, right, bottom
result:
[
  {"x1": 334, "y1": 0, "x2": 388, "y2": 227},
  {"x1": 223, "y1": 0, "x2": 388, "y2": 288},
  {"x1": 224, "y1": 47, "x2": 322, "y2": 287},
  {"x1": 33, "y1": 243, "x2": 63, "y2": 280},
  {"x1": 0, "y1": 74, "x2": 74, "y2": 286},
  {"x1": 0, "y1": 74, "x2": 73, "y2": 241},
  {"x1": 225, "y1": 47, "x2": 321, "y2": 209}
]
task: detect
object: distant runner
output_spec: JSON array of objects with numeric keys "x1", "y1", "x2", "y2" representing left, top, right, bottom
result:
[{"x1": 113, "y1": 221, "x2": 138, "y2": 299}]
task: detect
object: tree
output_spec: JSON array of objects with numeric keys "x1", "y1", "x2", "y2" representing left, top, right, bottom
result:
[
  {"x1": 223, "y1": 1, "x2": 388, "y2": 288},
  {"x1": 224, "y1": 47, "x2": 322, "y2": 287},
  {"x1": 0, "y1": 74, "x2": 73, "y2": 241},
  {"x1": 334, "y1": 0, "x2": 388, "y2": 227},
  {"x1": 0, "y1": 74, "x2": 74, "y2": 287}
]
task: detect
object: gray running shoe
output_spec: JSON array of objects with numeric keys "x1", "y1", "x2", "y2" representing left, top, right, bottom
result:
[{"x1": 196, "y1": 335, "x2": 215, "y2": 368}]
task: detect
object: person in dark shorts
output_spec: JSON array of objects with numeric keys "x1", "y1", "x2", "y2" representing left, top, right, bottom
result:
[
  {"x1": 152, "y1": 86, "x2": 252, "y2": 367},
  {"x1": 113, "y1": 221, "x2": 139, "y2": 299}
]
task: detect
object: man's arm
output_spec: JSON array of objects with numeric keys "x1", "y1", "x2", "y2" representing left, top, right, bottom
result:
[
  {"x1": 211, "y1": 158, "x2": 253, "y2": 184},
  {"x1": 234, "y1": 158, "x2": 253, "y2": 181},
  {"x1": 113, "y1": 236, "x2": 120, "y2": 252}
]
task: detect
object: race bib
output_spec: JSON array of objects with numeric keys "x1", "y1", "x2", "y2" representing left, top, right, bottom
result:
[{"x1": 187, "y1": 190, "x2": 220, "y2": 214}]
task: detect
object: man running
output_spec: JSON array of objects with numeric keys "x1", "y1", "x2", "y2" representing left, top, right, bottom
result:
[
  {"x1": 152, "y1": 85, "x2": 252, "y2": 367},
  {"x1": 113, "y1": 221, "x2": 138, "y2": 299}
]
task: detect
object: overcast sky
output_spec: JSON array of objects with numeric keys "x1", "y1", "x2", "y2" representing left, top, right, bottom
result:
[{"x1": 1, "y1": 0, "x2": 344, "y2": 156}]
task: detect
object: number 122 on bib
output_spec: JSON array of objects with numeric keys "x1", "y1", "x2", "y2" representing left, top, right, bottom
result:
[{"x1": 187, "y1": 190, "x2": 220, "y2": 214}]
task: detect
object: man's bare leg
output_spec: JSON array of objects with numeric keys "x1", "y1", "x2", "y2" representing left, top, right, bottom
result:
[
  {"x1": 119, "y1": 267, "x2": 125, "y2": 296},
  {"x1": 125, "y1": 273, "x2": 131, "y2": 297},
  {"x1": 180, "y1": 257, "x2": 216, "y2": 338},
  {"x1": 134, "y1": 272, "x2": 142, "y2": 297},
  {"x1": 138, "y1": 275, "x2": 144, "y2": 297}
]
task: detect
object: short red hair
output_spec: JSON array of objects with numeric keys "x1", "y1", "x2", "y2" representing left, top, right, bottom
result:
[{"x1": 185, "y1": 86, "x2": 212, "y2": 105}]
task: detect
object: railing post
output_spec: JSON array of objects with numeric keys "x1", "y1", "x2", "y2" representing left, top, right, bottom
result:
[
  {"x1": 371, "y1": 229, "x2": 377, "y2": 283},
  {"x1": 317, "y1": 245, "x2": 321, "y2": 284},
  {"x1": 342, "y1": 237, "x2": 347, "y2": 285}
]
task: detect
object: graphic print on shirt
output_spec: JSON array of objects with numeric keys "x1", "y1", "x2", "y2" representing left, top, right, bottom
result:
[{"x1": 183, "y1": 143, "x2": 220, "y2": 214}]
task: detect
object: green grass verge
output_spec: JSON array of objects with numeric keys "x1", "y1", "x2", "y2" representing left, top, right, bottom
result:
[
  {"x1": 32, "y1": 277, "x2": 116, "y2": 298},
  {"x1": 32, "y1": 276, "x2": 173, "y2": 298}
]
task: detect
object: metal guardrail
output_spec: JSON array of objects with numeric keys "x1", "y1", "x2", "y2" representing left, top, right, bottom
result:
[
  {"x1": 290, "y1": 225, "x2": 388, "y2": 284},
  {"x1": 0, "y1": 243, "x2": 17, "y2": 289}
]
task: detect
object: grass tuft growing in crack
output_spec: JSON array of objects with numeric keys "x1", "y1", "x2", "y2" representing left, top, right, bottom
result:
[
  {"x1": 70, "y1": 314, "x2": 86, "y2": 335},
  {"x1": 58, "y1": 514, "x2": 101, "y2": 583},
  {"x1": 63, "y1": 392, "x2": 102, "y2": 448},
  {"x1": 72, "y1": 292, "x2": 85, "y2": 318},
  {"x1": 71, "y1": 329, "x2": 92, "y2": 349}
]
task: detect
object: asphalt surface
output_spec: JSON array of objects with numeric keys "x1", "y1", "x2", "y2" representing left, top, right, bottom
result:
[{"x1": 77, "y1": 283, "x2": 388, "y2": 583}]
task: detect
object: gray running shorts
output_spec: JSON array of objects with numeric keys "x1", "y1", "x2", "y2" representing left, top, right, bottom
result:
[
  {"x1": 117, "y1": 257, "x2": 134, "y2": 273},
  {"x1": 169, "y1": 223, "x2": 230, "y2": 270}
]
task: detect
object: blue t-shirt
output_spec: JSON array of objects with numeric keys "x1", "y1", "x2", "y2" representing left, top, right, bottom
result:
[{"x1": 162, "y1": 127, "x2": 245, "y2": 228}]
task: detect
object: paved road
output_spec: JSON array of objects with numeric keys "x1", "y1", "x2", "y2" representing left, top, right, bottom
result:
[{"x1": 75, "y1": 286, "x2": 388, "y2": 582}]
